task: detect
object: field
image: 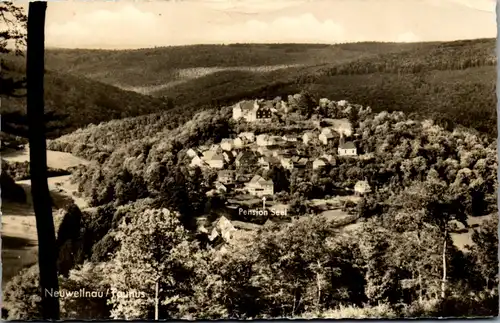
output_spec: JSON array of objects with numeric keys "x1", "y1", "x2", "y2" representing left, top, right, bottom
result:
[{"x1": 1, "y1": 149, "x2": 89, "y2": 288}]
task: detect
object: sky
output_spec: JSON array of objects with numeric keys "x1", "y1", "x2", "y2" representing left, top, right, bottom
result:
[{"x1": 25, "y1": 0, "x2": 499, "y2": 49}]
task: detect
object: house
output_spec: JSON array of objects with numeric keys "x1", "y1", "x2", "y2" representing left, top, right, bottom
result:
[
  {"x1": 222, "y1": 152, "x2": 232, "y2": 163},
  {"x1": 215, "y1": 182, "x2": 227, "y2": 193},
  {"x1": 232, "y1": 100, "x2": 258, "y2": 121},
  {"x1": 283, "y1": 134, "x2": 299, "y2": 142},
  {"x1": 186, "y1": 148, "x2": 198, "y2": 158},
  {"x1": 256, "y1": 134, "x2": 271, "y2": 146},
  {"x1": 278, "y1": 100, "x2": 290, "y2": 114},
  {"x1": 354, "y1": 180, "x2": 372, "y2": 196},
  {"x1": 319, "y1": 132, "x2": 334, "y2": 145},
  {"x1": 190, "y1": 155, "x2": 205, "y2": 168},
  {"x1": 232, "y1": 100, "x2": 273, "y2": 122},
  {"x1": 238, "y1": 132, "x2": 255, "y2": 142},
  {"x1": 258, "y1": 157, "x2": 270, "y2": 170},
  {"x1": 257, "y1": 146, "x2": 273, "y2": 157},
  {"x1": 235, "y1": 151, "x2": 258, "y2": 167},
  {"x1": 255, "y1": 105, "x2": 273, "y2": 122},
  {"x1": 260, "y1": 156, "x2": 280, "y2": 169},
  {"x1": 246, "y1": 175, "x2": 274, "y2": 197},
  {"x1": 202, "y1": 151, "x2": 225, "y2": 169},
  {"x1": 302, "y1": 132, "x2": 315, "y2": 145},
  {"x1": 319, "y1": 98, "x2": 331, "y2": 108},
  {"x1": 297, "y1": 158, "x2": 309, "y2": 168},
  {"x1": 197, "y1": 145, "x2": 209, "y2": 154},
  {"x1": 313, "y1": 157, "x2": 328, "y2": 170},
  {"x1": 233, "y1": 138, "x2": 244, "y2": 149},
  {"x1": 281, "y1": 157, "x2": 294, "y2": 170},
  {"x1": 338, "y1": 136, "x2": 357, "y2": 156},
  {"x1": 220, "y1": 139, "x2": 233, "y2": 151},
  {"x1": 321, "y1": 154, "x2": 334, "y2": 163},
  {"x1": 209, "y1": 144, "x2": 221, "y2": 152},
  {"x1": 212, "y1": 216, "x2": 237, "y2": 242},
  {"x1": 218, "y1": 170, "x2": 235, "y2": 185}
]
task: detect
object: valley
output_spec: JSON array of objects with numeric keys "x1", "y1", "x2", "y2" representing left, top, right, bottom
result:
[{"x1": 1, "y1": 38, "x2": 498, "y2": 320}]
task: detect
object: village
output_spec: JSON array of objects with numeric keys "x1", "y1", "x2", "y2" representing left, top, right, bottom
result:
[{"x1": 183, "y1": 96, "x2": 373, "y2": 248}]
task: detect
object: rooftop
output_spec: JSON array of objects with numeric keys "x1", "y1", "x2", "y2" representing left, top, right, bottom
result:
[{"x1": 339, "y1": 141, "x2": 356, "y2": 149}]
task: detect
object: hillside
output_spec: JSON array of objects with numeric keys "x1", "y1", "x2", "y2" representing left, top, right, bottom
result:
[
  {"x1": 45, "y1": 42, "x2": 429, "y2": 90},
  {"x1": 0, "y1": 58, "x2": 174, "y2": 139},
  {"x1": 1, "y1": 39, "x2": 496, "y2": 143}
]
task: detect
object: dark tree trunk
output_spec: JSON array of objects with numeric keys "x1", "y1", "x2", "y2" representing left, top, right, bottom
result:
[{"x1": 27, "y1": 2, "x2": 60, "y2": 319}]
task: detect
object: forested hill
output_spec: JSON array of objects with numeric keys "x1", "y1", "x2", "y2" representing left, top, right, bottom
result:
[
  {"x1": 1, "y1": 39, "x2": 496, "y2": 141},
  {"x1": 0, "y1": 58, "x2": 175, "y2": 139},
  {"x1": 47, "y1": 38, "x2": 497, "y2": 136}
]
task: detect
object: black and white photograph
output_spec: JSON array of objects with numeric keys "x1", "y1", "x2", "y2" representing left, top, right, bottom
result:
[{"x1": 0, "y1": 0, "x2": 498, "y2": 320}]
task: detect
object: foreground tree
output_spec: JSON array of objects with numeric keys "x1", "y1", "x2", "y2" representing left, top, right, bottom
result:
[
  {"x1": 106, "y1": 208, "x2": 200, "y2": 319},
  {"x1": 401, "y1": 177, "x2": 467, "y2": 300},
  {"x1": 26, "y1": 1, "x2": 60, "y2": 319}
]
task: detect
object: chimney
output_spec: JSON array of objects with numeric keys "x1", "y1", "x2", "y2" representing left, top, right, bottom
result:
[{"x1": 339, "y1": 133, "x2": 345, "y2": 146}]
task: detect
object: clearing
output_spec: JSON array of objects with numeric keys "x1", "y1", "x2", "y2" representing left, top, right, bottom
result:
[{"x1": 2, "y1": 148, "x2": 89, "y2": 288}]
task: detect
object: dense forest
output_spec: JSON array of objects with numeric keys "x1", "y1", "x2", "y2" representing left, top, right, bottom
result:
[
  {"x1": 1, "y1": 39, "x2": 496, "y2": 144},
  {"x1": 0, "y1": 58, "x2": 175, "y2": 140},
  {"x1": 5, "y1": 93, "x2": 497, "y2": 319}
]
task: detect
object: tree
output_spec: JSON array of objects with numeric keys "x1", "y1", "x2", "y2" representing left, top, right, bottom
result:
[
  {"x1": 467, "y1": 216, "x2": 498, "y2": 291},
  {"x1": 58, "y1": 262, "x2": 112, "y2": 319},
  {"x1": 401, "y1": 178, "x2": 467, "y2": 299},
  {"x1": 3, "y1": 265, "x2": 43, "y2": 320},
  {"x1": 26, "y1": 1, "x2": 60, "y2": 319},
  {"x1": 0, "y1": 1, "x2": 27, "y2": 96},
  {"x1": 105, "y1": 208, "x2": 200, "y2": 319}
]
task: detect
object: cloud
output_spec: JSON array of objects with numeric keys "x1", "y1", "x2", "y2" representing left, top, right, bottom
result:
[
  {"x1": 46, "y1": 5, "x2": 162, "y2": 48},
  {"x1": 396, "y1": 31, "x2": 420, "y2": 43},
  {"x1": 445, "y1": 0, "x2": 495, "y2": 12},
  {"x1": 43, "y1": 0, "x2": 496, "y2": 49},
  {"x1": 211, "y1": 13, "x2": 344, "y2": 43},
  {"x1": 202, "y1": 0, "x2": 306, "y2": 14}
]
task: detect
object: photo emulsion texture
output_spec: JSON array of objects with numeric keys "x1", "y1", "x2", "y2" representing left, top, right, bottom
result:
[{"x1": 1, "y1": 0, "x2": 498, "y2": 320}]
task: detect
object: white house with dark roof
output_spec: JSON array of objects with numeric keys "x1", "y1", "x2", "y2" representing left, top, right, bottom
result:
[
  {"x1": 338, "y1": 136, "x2": 357, "y2": 156},
  {"x1": 319, "y1": 128, "x2": 335, "y2": 145},
  {"x1": 246, "y1": 175, "x2": 274, "y2": 197},
  {"x1": 202, "y1": 150, "x2": 225, "y2": 169},
  {"x1": 233, "y1": 101, "x2": 258, "y2": 121},
  {"x1": 313, "y1": 157, "x2": 329, "y2": 170},
  {"x1": 218, "y1": 170, "x2": 235, "y2": 185},
  {"x1": 232, "y1": 100, "x2": 273, "y2": 122}
]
